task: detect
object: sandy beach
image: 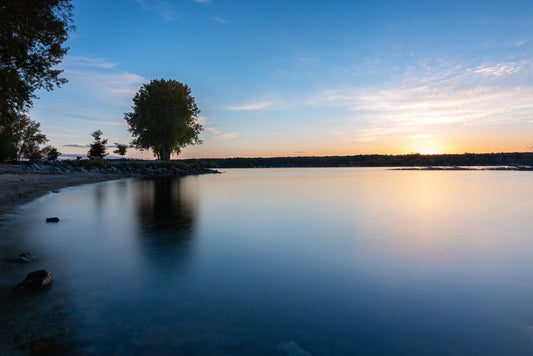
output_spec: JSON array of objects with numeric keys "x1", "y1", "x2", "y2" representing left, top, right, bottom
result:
[{"x1": 0, "y1": 164, "x2": 124, "y2": 216}]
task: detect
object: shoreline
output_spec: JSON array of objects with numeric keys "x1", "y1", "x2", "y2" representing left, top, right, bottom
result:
[
  {"x1": 0, "y1": 166, "x2": 126, "y2": 217},
  {"x1": 0, "y1": 162, "x2": 218, "y2": 218},
  {"x1": 1, "y1": 163, "x2": 530, "y2": 219}
]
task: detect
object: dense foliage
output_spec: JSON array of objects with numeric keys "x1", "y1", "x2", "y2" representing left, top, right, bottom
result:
[
  {"x1": 87, "y1": 130, "x2": 108, "y2": 159},
  {"x1": 114, "y1": 143, "x2": 128, "y2": 158},
  {"x1": 1, "y1": 114, "x2": 48, "y2": 161},
  {"x1": 125, "y1": 79, "x2": 203, "y2": 160},
  {"x1": 0, "y1": 0, "x2": 74, "y2": 161},
  {"x1": 43, "y1": 145, "x2": 61, "y2": 161}
]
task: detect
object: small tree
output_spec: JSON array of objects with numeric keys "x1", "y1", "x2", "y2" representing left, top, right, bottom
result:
[
  {"x1": 87, "y1": 130, "x2": 108, "y2": 159},
  {"x1": 9, "y1": 114, "x2": 48, "y2": 161},
  {"x1": 113, "y1": 143, "x2": 128, "y2": 159},
  {"x1": 23, "y1": 142, "x2": 44, "y2": 162},
  {"x1": 42, "y1": 145, "x2": 61, "y2": 161}
]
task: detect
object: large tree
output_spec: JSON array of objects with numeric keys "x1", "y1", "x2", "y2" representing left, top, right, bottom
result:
[
  {"x1": 124, "y1": 79, "x2": 203, "y2": 160},
  {"x1": 0, "y1": 0, "x2": 74, "y2": 161}
]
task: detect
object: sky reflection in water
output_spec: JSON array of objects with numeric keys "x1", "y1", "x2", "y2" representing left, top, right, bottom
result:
[{"x1": 1, "y1": 168, "x2": 533, "y2": 355}]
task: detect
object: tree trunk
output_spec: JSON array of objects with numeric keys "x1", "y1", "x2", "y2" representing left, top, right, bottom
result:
[{"x1": 160, "y1": 144, "x2": 170, "y2": 161}]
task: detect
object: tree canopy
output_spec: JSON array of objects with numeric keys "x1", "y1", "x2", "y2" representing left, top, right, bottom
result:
[
  {"x1": 0, "y1": 0, "x2": 74, "y2": 116},
  {"x1": 87, "y1": 130, "x2": 108, "y2": 159},
  {"x1": 114, "y1": 143, "x2": 128, "y2": 158},
  {"x1": 0, "y1": 113, "x2": 48, "y2": 161},
  {"x1": 0, "y1": 0, "x2": 74, "y2": 162},
  {"x1": 124, "y1": 79, "x2": 203, "y2": 160}
]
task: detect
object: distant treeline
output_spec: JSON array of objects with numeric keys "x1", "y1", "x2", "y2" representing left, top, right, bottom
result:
[{"x1": 181, "y1": 152, "x2": 533, "y2": 168}]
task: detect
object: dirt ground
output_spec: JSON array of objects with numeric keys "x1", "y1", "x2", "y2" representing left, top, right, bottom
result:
[{"x1": 0, "y1": 164, "x2": 124, "y2": 216}]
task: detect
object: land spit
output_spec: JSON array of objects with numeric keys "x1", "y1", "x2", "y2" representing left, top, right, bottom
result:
[{"x1": 0, "y1": 161, "x2": 219, "y2": 217}]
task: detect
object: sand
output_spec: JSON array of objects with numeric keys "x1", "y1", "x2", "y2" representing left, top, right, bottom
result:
[{"x1": 0, "y1": 164, "x2": 125, "y2": 216}]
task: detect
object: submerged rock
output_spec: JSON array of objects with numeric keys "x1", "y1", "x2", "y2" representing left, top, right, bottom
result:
[
  {"x1": 16, "y1": 270, "x2": 53, "y2": 290},
  {"x1": 17, "y1": 252, "x2": 39, "y2": 263},
  {"x1": 277, "y1": 340, "x2": 312, "y2": 356},
  {"x1": 46, "y1": 217, "x2": 60, "y2": 223}
]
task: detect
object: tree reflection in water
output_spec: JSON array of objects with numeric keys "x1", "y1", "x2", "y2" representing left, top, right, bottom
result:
[{"x1": 135, "y1": 177, "x2": 197, "y2": 272}]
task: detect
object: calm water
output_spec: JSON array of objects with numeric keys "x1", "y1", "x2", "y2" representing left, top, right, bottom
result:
[{"x1": 2, "y1": 168, "x2": 533, "y2": 355}]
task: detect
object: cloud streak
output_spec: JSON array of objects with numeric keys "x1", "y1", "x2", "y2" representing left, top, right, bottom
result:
[
  {"x1": 212, "y1": 17, "x2": 227, "y2": 24},
  {"x1": 205, "y1": 127, "x2": 238, "y2": 139},
  {"x1": 312, "y1": 60, "x2": 533, "y2": 142},
  {"x1": 226, "y1": 101, "x2": 275, "y2": 111},
  {"x1": 474, "y1": 63, "x2": 521, "y2": 77},
  {"x1": 134, "y1": 0, "x2": 176, "y2": 20},
  {"x1": 199, "y1": 116, "x2": 237, "y2": 139},
  {"x1": 38, "y1": 105, "x2": 127, "y2": 126},
  {"x1": 63, "y1": 56, "x2": 117, "y2": 69},
  {"x1": 65, "y1": 69, "x2": 146, "y2": 99},
  {"x1": 63, "y1": 144, "x2": 90, "y2": 148}
]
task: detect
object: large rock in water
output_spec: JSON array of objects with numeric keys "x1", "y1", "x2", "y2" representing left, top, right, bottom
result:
[{"x1": 16, "y1": 270, "x2": 53, "y2": 290}]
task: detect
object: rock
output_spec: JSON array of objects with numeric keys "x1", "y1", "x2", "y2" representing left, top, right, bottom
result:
[
  {"x1": 277, "y1": 341, "x2": 312, "y2": 356},
  {"x1": 73, "y1": 167, "x2": 88, "y2": 173},
  {"x1": 47, "y1": 166, "x2": 62, "y2": 173},
  {"x1": 17, "y1": 252, "x2": 39, "y2": 263},
  {"x1": 16, "y1": 270, "x2": 53, "y2": 290},
  {"x1": 46, "y1": 217, "x2": 60, "y2": 223}
]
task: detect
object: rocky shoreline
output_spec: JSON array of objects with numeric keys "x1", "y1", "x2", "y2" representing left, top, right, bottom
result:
[{"x1": 0, "y1": 161, "x2": 220, "y2": 216}]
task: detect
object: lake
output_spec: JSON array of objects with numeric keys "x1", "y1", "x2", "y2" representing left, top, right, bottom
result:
[{"x1": 1, "y1": 168, "x2": 533, "y2": 355}]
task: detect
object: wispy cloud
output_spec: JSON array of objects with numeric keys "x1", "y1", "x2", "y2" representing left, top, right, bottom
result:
[
  {"x1": 312, "y1": 60, "x2": 533, "y2": 143},
  {"x1": 63, "y1": 56, "x2": 117, "y2": 69},
  {"x1": 226, "y1": 101, "x2": 276, "y2": 111},
  {"x1": 63, "y1": 62, "x2": 146, "y2": 101},
  {"x1": 199, "y1": 116, "x2": 237, "y2": 139},
  {"x1": 227, "y1": 93, "x2": 286, "y2": 111},
  {"x1": 134, "y1": 0, "x2": 176, "y2": 20},
  {"x1": 405, "y1": 134, "x2": 434, "y2": 139},
  {"x1": 290, "y1": 150, "x2": 313, "y2": 156},
  {"x1": 38, "y1": 105, "x2": 127, "y2": 126},
  {"x1": 474, "y1": 63, "x2": 521, "y2": 76},
  {"x1": 206, "y1": 127, "x2": 238, "y2": 139},
  {"x1": 193, "y1": 0, "x2": 212, "y2": 3},
  {"x1": 63, "y1": 144, "x2": 90, "y2": 148},
  {"x1": 45, "y1": 132, "x2": 78, "y2": 139},
  {"x1": 337, "y1": 126, "x2": 414, "y2": 143},
  {"x1": 212, "y1": 17, "x2": 227, "y2": 24}
]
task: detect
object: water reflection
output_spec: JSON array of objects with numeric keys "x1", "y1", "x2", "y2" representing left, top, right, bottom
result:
[
  {"x1": 2, "y1": 169, "x2": 533, "y2": 354},
  {"x1": 135, "y1": 177, "x2": 197, "y2": 272}
]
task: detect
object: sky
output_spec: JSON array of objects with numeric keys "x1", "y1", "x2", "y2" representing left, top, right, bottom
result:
[{"x1": 30, "y1": 0, "x2": 533, "y2": 159}]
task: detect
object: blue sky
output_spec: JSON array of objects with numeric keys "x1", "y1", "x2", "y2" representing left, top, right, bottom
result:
[{"x1": 31, "y1": 0, "x2": 533, "y2": 158}]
